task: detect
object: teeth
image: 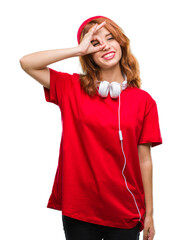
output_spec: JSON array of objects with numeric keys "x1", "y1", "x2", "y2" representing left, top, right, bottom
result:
[{"x1": 103, "y1": 53, "x2": 114, "y2": 58}]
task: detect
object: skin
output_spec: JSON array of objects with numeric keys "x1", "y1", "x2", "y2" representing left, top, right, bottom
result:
[{"x1": 138, "y1": 143, "x2": 155, "y2": 240}]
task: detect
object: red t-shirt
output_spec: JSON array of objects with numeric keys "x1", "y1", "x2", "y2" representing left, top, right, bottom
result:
[{"x1": 43, "y1": 68, "x2": 162, "y2": 232}]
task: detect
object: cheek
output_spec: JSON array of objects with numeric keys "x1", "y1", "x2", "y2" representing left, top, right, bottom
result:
[
  {"x1": 116, "y1": 46, "x2": 122, "y2": 58},
  {"x1": 118, "y1": 49, "x2": 122, "y2": 58},
  {"x1": 92, "y1": 53, "x2": 100, "y2": 63}
]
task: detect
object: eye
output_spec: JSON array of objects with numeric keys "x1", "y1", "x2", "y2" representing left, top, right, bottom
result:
[
  {"x1": 93, "y1": 42, "x2": 99, "y2": 47},
  {"x1": 92, "y1": 37, "x2": 114, "y2": 46}
]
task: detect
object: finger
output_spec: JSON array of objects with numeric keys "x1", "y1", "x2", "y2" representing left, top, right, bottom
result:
[
  {"x1": 91, "y1": 35, "x2": 103, "y2": 45},
  {"x1": 88, "y1": 23, "x2": 98, "y2": 33},
  {"x1": 89, "y1": 21, "x2": 106, "y2": 45},
  {"x1": 95, "y1": 21, "x2": 106, "y2": 31},
  {"x1": 89, "y1": 21, "x2": 106, "y2": 35},
  {"x1": 143, "y1": 230, "x2": 148, "y2": 240},
  {"x1": 94, "y1": 43, "x2": 106, "y2": 52}
]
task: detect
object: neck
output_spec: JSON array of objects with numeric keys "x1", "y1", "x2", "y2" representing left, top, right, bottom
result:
[{"x1": 100, "y1": 64, "x2": 125, "y2": 83}]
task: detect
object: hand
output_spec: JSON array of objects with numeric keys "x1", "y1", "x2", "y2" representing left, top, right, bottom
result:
[
  {"x1": 78, "y1": 21, "x2": 107, "y2": 56},
  {"x1": 143, "y1": 215, "x2": 155, "y2": 240}
]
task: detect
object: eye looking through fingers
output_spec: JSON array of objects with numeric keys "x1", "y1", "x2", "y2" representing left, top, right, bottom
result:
[
  {"x1": 91, "y1": 32, "x2": 115, "y2": 47},
  {"x1": 90, "y1": 21, "x2": 115, "y2": 47},
  {"x1": 92, "y1": 37, "x2": 114, "y2": 47}
]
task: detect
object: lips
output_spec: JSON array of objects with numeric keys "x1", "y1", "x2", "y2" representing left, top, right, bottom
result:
[{"x1": 102, "y1": 51, "x2": 115, "y2": 58}]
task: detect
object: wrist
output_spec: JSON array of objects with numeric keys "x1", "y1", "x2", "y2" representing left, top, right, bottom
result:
[
  {"x1": 74, "y1": 45, "x2": 84, "y2": 57},
  {"x1": 145, "y1": 209, "x2": 153, "y2": 217}
]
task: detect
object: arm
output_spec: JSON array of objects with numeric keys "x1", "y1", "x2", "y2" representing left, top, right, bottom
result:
[
  {"x1": 138, "y1": 143, "x2": 156, "y2": 239},
  {"x1": 19, "y1": 21, "x2": 106, "y2": 89},
  {"x1": 19, "y1": 47, "x2": 82, "y2": 89},
  {"x1": 19, "y1": 47, "x2": 82, "y2": 70},
  {"x1": 137, "y1": 143, "x2": 153, "y2": 217}
]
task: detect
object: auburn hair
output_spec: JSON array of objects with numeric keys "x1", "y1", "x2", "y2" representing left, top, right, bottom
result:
[{"x1": 78, "y1": 17, "x2": 142, "y2": 97}]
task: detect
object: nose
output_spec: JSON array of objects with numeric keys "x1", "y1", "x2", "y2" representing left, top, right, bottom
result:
[{"x1": 102, "y1": 40, "x2": 111, "y2": 51}]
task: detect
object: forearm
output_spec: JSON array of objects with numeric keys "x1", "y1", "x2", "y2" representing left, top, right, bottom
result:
[
  {"x1": 139, "y1": 160, "x2": 153, "y2": 217},
  {"x1": 19, "y1": 46, "x2": 82, "y2": 70}
]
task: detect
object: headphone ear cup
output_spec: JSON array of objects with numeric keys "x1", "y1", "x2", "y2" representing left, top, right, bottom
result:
[
  {"x1": 110, "y1": 82, "x2": 121, "y2": 99},
  {"x1": 122, "y1": 80, "x2": 127, "y2": 90},
  {"x1": 98, "y1": 81, "x2": 110, "y2": 98}
]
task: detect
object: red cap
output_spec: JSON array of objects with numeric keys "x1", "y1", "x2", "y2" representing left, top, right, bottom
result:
[{"x1": 77, "y1": 16, "x2": 111, "y2": 44}]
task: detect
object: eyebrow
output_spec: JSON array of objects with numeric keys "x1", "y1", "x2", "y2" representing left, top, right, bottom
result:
[{"x1": 105, "y1": 33, "x2": 112, "y2": 37}]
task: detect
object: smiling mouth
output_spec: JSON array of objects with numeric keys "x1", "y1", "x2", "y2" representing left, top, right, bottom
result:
[{"x1": 102, "y1": 52, "x2": 115, "y2": 60}]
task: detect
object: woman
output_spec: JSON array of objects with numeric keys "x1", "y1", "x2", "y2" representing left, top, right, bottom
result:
[{"x1": 20, "y1": 15, "x2": 162, "y2": 240}]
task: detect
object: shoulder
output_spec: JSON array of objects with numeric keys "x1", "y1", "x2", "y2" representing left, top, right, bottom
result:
[
  {"x1": 60, "y1": 72, "x2": 80, "y2": 82},
  {"x1": 126, "y1": 86, "x2": 156, "y2": 106},
  {"x1": 54, "y1": 70, "x2": 80, "y2": 85}
]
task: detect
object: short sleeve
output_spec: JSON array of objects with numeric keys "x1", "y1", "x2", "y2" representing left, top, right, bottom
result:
[
  {"x1": 43, "y1": 67, "x2": 72, "y2": 107},
  {"x1": 138, "y1": 100, "x2": 163, "y2": 147}
]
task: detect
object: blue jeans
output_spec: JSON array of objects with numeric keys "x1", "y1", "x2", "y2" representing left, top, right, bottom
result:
[{"x1": 62, "y1": 215, "x2": 140, "y2": 240}]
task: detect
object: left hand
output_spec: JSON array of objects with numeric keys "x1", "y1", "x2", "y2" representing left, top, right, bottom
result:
[{"x1": 143, "y1": 215, "x2": 155, "y2": 240}]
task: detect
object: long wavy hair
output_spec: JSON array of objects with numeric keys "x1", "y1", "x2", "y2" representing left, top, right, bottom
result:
[{"x1": 78, "y1": 17, "x2": 141, "y2": 97}]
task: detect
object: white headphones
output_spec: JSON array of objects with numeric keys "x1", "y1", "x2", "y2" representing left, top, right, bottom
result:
[
  {"x1": 96, "y1": 73, "x2": 128, "y2": 99},
  {"x1": 95, "y1": 73, "x2": 142, "y2": 223}
]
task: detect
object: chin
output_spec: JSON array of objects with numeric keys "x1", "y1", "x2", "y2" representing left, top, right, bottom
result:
[{"x1": 100, "y1": 58, "x2": 121, "y2": 68}]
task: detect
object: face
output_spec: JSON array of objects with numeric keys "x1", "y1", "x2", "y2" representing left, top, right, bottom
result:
[{"x1": 90, "y1": 27, "x2": 122, "y2": 69}]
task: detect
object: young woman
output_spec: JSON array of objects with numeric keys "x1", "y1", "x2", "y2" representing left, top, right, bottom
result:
[{"x1": 20, "y1": 15, "x2": 162, "y2": 240}]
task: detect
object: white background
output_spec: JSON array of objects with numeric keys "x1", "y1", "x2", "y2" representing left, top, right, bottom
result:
[{"x1": 0, "y1": 0, "x2": 181, "y2": 239}]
